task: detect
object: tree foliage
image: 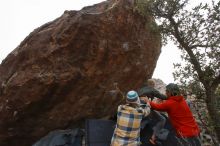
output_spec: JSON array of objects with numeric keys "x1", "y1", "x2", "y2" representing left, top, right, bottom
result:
[
  {"x1": 170, "y1": 0, "x2": 220, "y2": 99},
  {"x1": 137, "y1": 0, "x2": 220, "y2": 99}
]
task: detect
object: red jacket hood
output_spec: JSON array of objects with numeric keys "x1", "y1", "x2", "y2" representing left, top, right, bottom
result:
[{"x1": 169, "y1": 95, "x2": 184, "y2": 102}]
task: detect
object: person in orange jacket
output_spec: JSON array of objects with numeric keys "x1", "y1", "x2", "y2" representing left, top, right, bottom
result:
[{"x1": 142, "y1": 83, "x2": 201, "y2": 146}]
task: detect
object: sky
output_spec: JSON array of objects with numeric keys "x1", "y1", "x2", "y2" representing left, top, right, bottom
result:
[{"x1": 0, "y1": 0, "x2": 209, "y2": 84}]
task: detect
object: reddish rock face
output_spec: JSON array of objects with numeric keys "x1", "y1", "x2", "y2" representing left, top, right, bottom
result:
[{"x1": 0, "y1": 0, "x2": 161, "y2": 145}]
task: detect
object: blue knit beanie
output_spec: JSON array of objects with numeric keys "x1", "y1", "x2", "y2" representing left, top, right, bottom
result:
[{"x1": 126, "y1": 90, "x2": 140, "y2": 104}]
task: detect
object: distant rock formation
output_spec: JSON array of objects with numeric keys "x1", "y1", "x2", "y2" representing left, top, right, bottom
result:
[
  {"x1": 0, "y1": 0, "x2": 161, "y2": 145},
  {"x1": 153, "y1": 78, "x2": 167, "y2": 94}
]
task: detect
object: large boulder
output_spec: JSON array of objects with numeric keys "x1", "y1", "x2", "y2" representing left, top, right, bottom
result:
[{"x1": 0, "y1": 0, "x2": 161, "y2": 145}]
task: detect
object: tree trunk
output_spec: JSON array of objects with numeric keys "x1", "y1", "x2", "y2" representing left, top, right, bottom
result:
[{"x1": 205, "y1": 87, "x2": 220, "y2": 143}]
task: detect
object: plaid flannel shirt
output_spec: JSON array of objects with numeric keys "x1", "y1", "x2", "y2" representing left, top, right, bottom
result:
[{"x1": 111, "y1": 104, "x2": 150, "y2": 146}]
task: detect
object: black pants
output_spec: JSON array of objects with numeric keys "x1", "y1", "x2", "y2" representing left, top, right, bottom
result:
[
  {"x1": 149, "y1": 110, "x2": 166, "y2": 137},
  {"x1": 175, "y1": 136, "x2": 201, "y2": 146}
]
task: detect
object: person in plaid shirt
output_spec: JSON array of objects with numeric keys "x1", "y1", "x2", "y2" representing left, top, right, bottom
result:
[{"x1": 111, "y1": 90, "x2": 151, "y2": 146}]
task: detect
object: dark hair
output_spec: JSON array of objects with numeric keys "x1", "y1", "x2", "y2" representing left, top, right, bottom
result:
[
  {"x1": 128, "y1": 102, "x2": 139, "y2": 108},
  {"x1": 166, "y1": 83, "x2": 180, "y2": 96}
]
